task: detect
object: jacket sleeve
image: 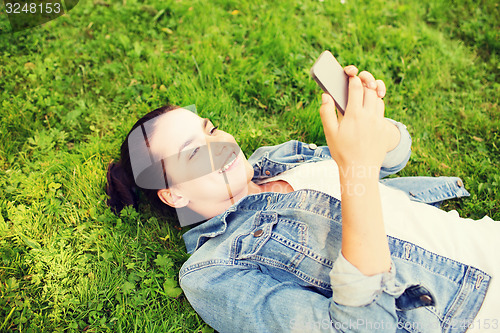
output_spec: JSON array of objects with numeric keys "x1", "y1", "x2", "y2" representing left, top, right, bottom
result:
[
  {"x1": 379, "y1": 118, "x2": 412, "y2": 179},
  {"x1": 180, "y1": 262, "x2": 400, "y2": 333}
]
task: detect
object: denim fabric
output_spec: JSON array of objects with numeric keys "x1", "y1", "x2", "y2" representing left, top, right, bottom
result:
[
  {"x1": 330, "y1": 251, "x2": 398, "y2": 307},
  {"x1": 180, "y1": 120, "x2": 487, "y2": 333}
]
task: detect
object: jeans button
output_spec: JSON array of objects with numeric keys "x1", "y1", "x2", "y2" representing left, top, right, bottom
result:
[
  {"x1": 308, "y1": 143, "x2": 317, "y2": 150},
  {"x1": 419, "y1": 294, "x2": 433, "y2": 305},
  {"x1": 456, "y1": 179, "x2": 463, "y2": 187},
  {"x1": 253, "y1": 229, "x2": 264, "y2": 237},
  {"x1": 476, "y1": 274, "x2": 484, "y2": 289},
  {"x1": 265, "y1": 170, "x2": 271, "y2": 175}
]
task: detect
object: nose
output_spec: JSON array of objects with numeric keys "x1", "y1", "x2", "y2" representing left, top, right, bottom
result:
[
  {"x1": 206, "y1": 137, "x2": 227, "y2": 173},
  {"x1": 205, "y1": 139, "x2": 240, "y2": 172},
  {"x1": 206, "y1": 134, "x2": 228, "y2": 157}
]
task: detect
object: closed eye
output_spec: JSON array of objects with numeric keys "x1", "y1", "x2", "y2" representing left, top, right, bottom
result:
[
  {"x1": 188, "y1": 123, "x2": 217, "y2": 160},
  {"x1": 209, "y1": 126, "x2": 218, "y2": 135},
  {"x1": 189, "y1": 147, "x2": 199, "y2": 160}
]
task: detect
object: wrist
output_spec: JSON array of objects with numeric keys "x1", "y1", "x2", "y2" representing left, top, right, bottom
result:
[
  {"x1": 338, "y1": 163, "x2": 381, "y2": 181},
  {"x1": 339, "y1": 165, "x2": 380, "y2": 198}
]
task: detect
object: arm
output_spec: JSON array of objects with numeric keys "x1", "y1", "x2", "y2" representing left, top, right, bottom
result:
[
  {"x1": 339, "y1": 166, "x2": 391, "y2": 275},
  {"x1": 319, "y1": 67, "x2": 391, "y2": 276}
]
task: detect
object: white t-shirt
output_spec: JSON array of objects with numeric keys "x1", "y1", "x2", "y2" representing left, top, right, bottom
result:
[{"x1": 259, "y1": 160, "x2": 499, "y2": 332}]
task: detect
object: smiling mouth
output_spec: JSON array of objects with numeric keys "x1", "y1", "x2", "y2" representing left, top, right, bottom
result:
[{"x1": 218, "y1": 152, "x2": 238, "y2": 174}]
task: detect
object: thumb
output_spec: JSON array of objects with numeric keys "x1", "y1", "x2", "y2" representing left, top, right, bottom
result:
[{"x1": 319, "y1": 93, "x2": 338, "y2": 136}]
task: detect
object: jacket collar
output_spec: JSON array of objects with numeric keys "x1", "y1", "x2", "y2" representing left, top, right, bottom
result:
[{"x1": 182, "y1": 208, "x2": 232, "y2": 254}]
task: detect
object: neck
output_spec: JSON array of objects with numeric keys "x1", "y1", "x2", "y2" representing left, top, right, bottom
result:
[
  {"x1": 247, "y1": 181, "x2": 265, "y2": 195},
  {"x1": 215, "y1": 181, "x2": 263, "y2": 210},
  {"x1": 191, "y1": 181, "x2": 288, "y2": 221}
]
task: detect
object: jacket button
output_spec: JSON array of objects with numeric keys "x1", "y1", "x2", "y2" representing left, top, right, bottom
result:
[
  {"x1": 265, "y1": 170, "x2": 271, "y2": 175},
  {"x1": 419, "y1": 294, "x2": 433, "y2": 305},
  {"x1": 308, "y1": 143, "x2": 317, "y2": 150},
  {"x1": 456, "y1": 179, "x2": 463, "y2": 187},
  {"x1": 253, "y1": 229, "x2": 264, "y2": 237}
]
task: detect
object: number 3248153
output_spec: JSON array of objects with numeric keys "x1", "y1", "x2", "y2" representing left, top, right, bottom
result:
[{"x1": 5, "y1": 2, "x2": 61, "y2": 14}]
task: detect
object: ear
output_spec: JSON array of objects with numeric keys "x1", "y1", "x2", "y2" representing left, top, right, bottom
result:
[{"x1": 157, "y1": 188, "x2": 189, "y2": 208}]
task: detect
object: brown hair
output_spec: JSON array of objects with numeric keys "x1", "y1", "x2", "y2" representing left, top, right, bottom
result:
[{"x1": 106, "y1": 105, "x2": 180, "y2": 219}]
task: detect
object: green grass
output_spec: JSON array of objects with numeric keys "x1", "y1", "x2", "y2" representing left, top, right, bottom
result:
[{"x1": 0, "y1": 0, "x2": 499, "y2": 331}]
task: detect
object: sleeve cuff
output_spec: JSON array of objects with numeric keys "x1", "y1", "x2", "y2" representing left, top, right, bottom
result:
[
  {"x1": 330, "y1": 251, "x2": 397, "y2": 307},
  {"x1": 382, "y1": 118, "x2": 412, "y2": 169}
]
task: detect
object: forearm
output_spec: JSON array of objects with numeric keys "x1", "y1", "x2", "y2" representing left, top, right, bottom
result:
[{"x1": 339, "y1": 170, "x2": 391, "y2": 276}]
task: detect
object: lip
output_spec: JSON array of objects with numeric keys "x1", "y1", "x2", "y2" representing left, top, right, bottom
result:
[{"x1": 218, "y1": 151, "x2": 239, "y2": 174}]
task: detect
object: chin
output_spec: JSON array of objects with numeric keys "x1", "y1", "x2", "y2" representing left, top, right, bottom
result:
[{"x1": 243, "y1": 157, "x2": 255, "y2": 179}]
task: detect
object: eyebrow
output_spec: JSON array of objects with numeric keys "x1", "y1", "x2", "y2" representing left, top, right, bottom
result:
[{"x1": 177, "y1": 118, "x2": 210, "y2": 160}]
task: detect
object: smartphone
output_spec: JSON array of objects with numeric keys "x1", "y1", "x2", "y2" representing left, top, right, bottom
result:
[{"x1": 310, "y1": 51, "x2": 349, "y2": 114}]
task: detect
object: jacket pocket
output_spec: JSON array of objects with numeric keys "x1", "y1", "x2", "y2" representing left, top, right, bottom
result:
[
  {"x1": 233, "y1": 211, "x2": 307, "y2": 269},
  {"x1": 396, "y1": 285, "x2": 436, "y2": 310}
]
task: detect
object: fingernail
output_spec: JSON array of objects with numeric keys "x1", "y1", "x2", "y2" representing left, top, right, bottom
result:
[
  {"x1": 378, "y1": 89, "x2": 385, "y2": 97},
  {"x1": 368, "y1": 82, "x2": 377, "y2": 89}
]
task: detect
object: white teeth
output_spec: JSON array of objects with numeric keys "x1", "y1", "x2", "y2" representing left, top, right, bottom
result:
[{"x1": 218, "y1": 152, "x2": 237, "y2": 173}]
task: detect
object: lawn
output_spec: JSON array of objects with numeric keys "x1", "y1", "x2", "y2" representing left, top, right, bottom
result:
[{"x1": 0, "y1": 0, "x2": 498, "y2": 331}]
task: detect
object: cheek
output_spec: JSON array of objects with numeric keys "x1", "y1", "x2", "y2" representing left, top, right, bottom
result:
[
  {"x1": 172, "y1": 154, "x2": 253, "y2": 200},
  {"x1": 176, "y1": 175, "x2": 230, "y2": 199},
  {"x1": 228, "y1": 164, "x2": 252, "y2": 188},
  {"x1": 166, "y1": 156, "x2": 213, "y2": 186}
]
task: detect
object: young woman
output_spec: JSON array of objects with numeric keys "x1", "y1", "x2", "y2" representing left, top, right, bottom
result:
[{"x1": 106, "y1": 66, "x2": 499, "y2": 333}]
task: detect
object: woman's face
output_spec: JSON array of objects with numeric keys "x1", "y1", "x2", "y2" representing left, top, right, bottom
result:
[{"x1": 149, "y1": 108, "x2": 254, "y2": 218}]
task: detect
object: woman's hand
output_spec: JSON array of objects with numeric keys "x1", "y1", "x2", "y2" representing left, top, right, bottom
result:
[
  {"x1": 338, "y1": 66, "x2": 401, "y2": 154},
  {"x1": 319, "y1": 68, "x2": 388, "y2": 171}
]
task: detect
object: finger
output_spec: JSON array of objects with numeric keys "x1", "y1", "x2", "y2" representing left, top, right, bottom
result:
[
  {"x1": 375, "y1": 79, "x2": 386, "y2": 98},
  {"x1": 359, "y1": 71, "x2": 377, "y2": 90},
  {"x1": 376, "y1": 98, "x2": 385, "y2": 117},
  {"x1": 363, "y1": 85, "x2": 378, "y2": 110},
  {"x1": 319, "y1": 94, "x2": 339, "y2": 135},
  {"x1": 344, "y1": 65, "x2": 359, "y2": 77},
  {"x1": 346, "y1": 76, "x2": 364, "y2": 115},
  {"x1": 337, "y1": 106, "x2": 344, "y2": 123}
]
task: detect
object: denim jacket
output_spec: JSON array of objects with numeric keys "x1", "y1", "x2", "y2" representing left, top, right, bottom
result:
[{"x1": 180, "y1": 120, "x2": 489, "y2": 333}]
